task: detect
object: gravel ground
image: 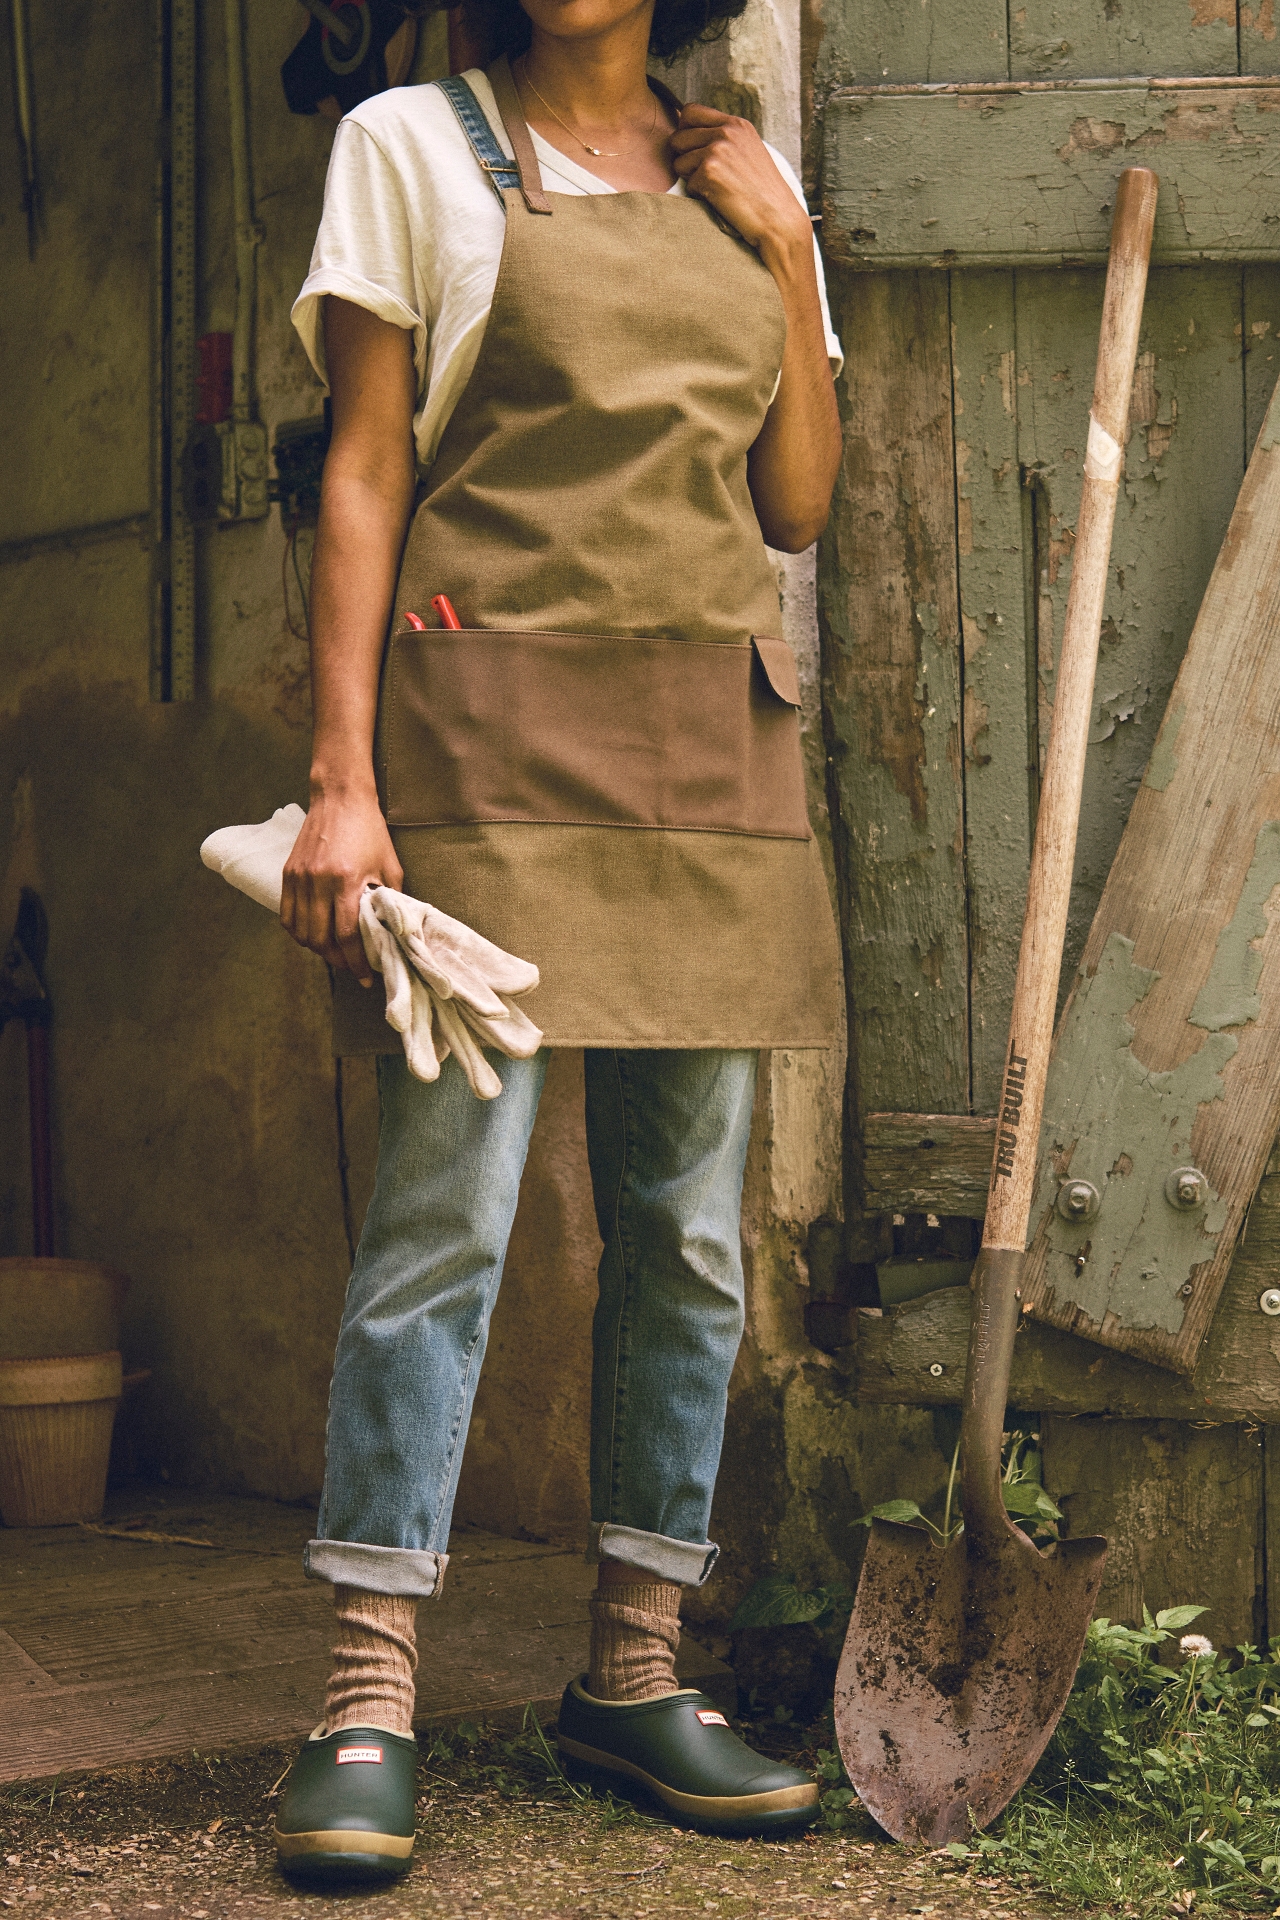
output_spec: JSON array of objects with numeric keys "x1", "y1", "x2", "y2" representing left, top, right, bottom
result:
[{"x1": 0, "y1": 1728, "x2": 1078, "y2": 1920}]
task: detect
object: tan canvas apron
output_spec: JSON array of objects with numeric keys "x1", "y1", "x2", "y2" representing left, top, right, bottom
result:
[{"x1": 333, "y1": 57, "x2": 842, "y2": 1054}]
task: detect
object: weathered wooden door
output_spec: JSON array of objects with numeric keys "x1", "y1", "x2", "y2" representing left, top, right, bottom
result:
[
  {"x1": 818, "y1": 2, "x2": 1280, "y2": 1132},
  {"x1": 813, "y1": 3, "x2": 1280, "y2": 1637}
]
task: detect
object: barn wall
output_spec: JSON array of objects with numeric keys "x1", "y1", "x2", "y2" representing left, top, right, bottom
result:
[{"x1": 0, "y1": 0, "x2": 931, "y2": 1632}]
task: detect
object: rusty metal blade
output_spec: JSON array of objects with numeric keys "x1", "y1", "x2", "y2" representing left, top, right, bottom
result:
[{"x1": 834, "y1": 1516, "x2": 1106, "y2": 1846}]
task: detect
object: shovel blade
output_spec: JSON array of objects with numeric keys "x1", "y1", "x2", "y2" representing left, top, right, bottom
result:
[{"x1": 834, "y1": 1517, "x2": 1106, "y2": 1847}]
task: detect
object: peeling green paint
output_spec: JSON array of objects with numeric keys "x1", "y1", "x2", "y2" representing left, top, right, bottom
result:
[
  {"x1": 1190, "y1": 821, "x2": 1280, "y2": 1032},
  {"x1": 1259, "y1": 376, "x2": 1280, "y2": 453},
  {"x1": 1144, "y1": 701, "x2": 1185, "y2": 791},
  {"x1": 1036, "y1": 933, "x2": 1232, "y2": 1335}
]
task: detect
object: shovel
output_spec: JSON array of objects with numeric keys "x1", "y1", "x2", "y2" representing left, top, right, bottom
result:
[{"x1": 834, "y1": 165, "x2": 1160, "y2": 1849}]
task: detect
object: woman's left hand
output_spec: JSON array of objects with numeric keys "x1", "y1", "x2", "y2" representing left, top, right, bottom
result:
[{"x1": 669, "y1": 106, "x2": 813, "y2": 273}]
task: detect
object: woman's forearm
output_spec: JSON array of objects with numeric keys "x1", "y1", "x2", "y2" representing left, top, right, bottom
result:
[
  {"x1": 280, "y1": 296, "x2": 417, "y2": 979},
  {"x1": 747, "y1": 233, "x2": 843, "y2": 553},
  {"x1": 667, "y1": 108, "x2": 842, "y2": 552},
  {"x1": 308, "y1": 460, "x2": 415, "y2": 796}
]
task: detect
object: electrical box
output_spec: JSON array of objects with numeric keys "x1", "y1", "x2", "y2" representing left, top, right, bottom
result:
[{"x1": 183, "y1": 419, "x2": 269, "y2": 524}]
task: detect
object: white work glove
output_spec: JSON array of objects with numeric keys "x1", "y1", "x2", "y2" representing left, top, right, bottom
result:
[
  {"x1": 201, "y1": 809, "x2": 542, "y2": 1099},
  {"x1": 199, "y1": 804, "x2": 307, "y2": 914},
  {"x1": 358, "y1": 886, "x2": 542, "y2": 1100}
]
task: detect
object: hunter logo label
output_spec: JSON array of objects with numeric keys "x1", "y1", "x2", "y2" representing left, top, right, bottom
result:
[
  {"x1": 695, "y1": 1709, "x2": 729, "y2": 1727},
  {"x1": 994, "y1": 1043, "x2": 1029, "y2": 1178},
  {"x1": 336, "y1": 1746, "x2": 383, "y2": 1765}
]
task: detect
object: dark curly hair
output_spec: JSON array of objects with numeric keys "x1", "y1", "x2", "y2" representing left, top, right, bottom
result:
[{"x1": 460, "y1": 0, "x2": 749, "y2": 66}]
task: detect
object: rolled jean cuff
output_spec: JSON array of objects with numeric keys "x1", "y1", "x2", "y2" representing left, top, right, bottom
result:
[
  {"x1": 304, "y1": 1538, "x2": 449, "y2": 1598},
  {"x1": 587, "y1": 1521, "x2": 718, "y2": 1588}
]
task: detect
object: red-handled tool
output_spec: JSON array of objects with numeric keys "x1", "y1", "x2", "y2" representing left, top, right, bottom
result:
[{"x1": 402, "y1": 597, "x2": 462, "y2": 631}]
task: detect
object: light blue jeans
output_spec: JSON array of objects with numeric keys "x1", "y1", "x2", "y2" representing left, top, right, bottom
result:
[{"x1": 305, "y1": 1046, "x2": 758, "y2": 1598}]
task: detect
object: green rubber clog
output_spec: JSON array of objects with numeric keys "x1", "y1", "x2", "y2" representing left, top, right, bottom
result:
[
  {"x1": 274, "y1": 1725, "x2": 417, "y2": 1882},
  {"x1": 556, "y1": 1679, "x2": 820, "y2": 1835}
]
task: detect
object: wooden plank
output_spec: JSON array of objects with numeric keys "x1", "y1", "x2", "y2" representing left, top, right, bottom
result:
[
  {"x1": 1243, "y1": 3, "x2": 1280, "y2": 79},
  {"x1": 1010, "y1": 0, "x2": 1239, "y2": 81},
  {"x1": 951, "y1": 271, "x2": 1037, "y2": 1106},
  {"x1": 861, "y1": 1112, "x2": 997, "y2": 1214},
  {"x1": 1246, "y1": 266, "x2": 1280, "y2": 451},
  {"x1": 1042, "y1": 1417, "x2": 1264, "y2": 1644},
  {"x1": 1020, "y1": 371, "x2": 1280, "y2": 1373},
  {"x1": 854, "y1": 1166, "x2": 1280, "y2": 1417},
  {"x1": 822, "y1": 81, "x2": 1280, "y2": 270},
  {"x1": 818, "y1": 271, "x2": 971, "y2": 1115},
  {"x1": 1015, "y1": 263, "x2": 1247, "y2": 992},
  {"x1": 815, "y1": 0, "x2": 1008, "y2": 89}
]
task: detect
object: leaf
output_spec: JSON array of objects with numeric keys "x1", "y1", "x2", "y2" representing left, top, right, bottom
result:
[
  {"x1": 851, "y1": 1499, "x2": 928, "y2": 1529},
  {"x1": 1155, "y1": 1606, "x2": 1208, "y2": 1632},
  {"x1": 729, "y1": 1573, "x2": 828, "y2": 1630},
  {"x1": 1202, "y1": 1839, "x2": 1248, "y2": 1873},
  {"x1": 1001, "y1": 1481, "x2": 1063, "y2": 1521}
]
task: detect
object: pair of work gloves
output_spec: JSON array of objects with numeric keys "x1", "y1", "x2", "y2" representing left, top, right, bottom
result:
[{"x1": 200, "y1": 804, "x2": 542, "y2": 1099}]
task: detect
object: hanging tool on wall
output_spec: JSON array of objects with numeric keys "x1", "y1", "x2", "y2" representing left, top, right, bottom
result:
[
  {"x1": 0, "y1": 890, "x2": 54, "y2": 1256},
  {"x1": 833, "y1": 166, "x2": 1160, "y2": 1848},
  {"x1": 282, "y1": 0, "x2": 423, "y2": 120},
  {"x1": 8, "y1": 0, "x2": 40, "y2": 257}
]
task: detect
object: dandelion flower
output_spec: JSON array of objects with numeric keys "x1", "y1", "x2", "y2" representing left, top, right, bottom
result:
[{"x1": 1180, "y1": 1633, "x2": 1214, "y2": 1658}]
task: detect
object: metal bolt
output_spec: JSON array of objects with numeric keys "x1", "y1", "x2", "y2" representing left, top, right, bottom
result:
[
  {"x1": 1260, "y1": 1289, "x2": 1280, "y2": 1318},
  {"x1": 1056, "y1": 1178, "x2": 1101, "y2": 1223},
  {"x1": 1179, "y1": 1282, "x2": 1194, "y2": 1298},
  {"x1": 1165, "y1": 1166, "x2": 1209, "y2": 1211},
  {"x1": 928, "y1": 1363, "x2": 944, "y2": 1377}
]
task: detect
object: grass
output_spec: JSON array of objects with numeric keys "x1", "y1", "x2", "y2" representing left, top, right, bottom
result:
[{"x1": 811, "y1": 1604, "x2": 1280, "y2": 1915}]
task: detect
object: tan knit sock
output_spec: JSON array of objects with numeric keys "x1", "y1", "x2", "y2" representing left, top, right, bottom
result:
[
  {"x1": 588, "y1": 1582, "x2": 682, "y2": 1702},
  {"x1": 324, "y1": 1585, "x2": 418, "y2": 1737}
]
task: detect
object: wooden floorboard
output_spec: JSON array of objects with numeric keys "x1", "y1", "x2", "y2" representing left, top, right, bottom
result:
[{"x1": 1, "y1": 1487, "x2": 734, "y2": 1785}]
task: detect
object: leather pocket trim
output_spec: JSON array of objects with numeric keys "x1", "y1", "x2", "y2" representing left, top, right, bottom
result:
[{"x1": 384, "y1": 628, "x2": 810, "y2": 840}]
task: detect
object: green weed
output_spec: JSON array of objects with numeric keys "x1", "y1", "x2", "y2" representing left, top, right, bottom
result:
[{"x1": 816, "y1": 1606, "x2": 1280, "y2": 1913}]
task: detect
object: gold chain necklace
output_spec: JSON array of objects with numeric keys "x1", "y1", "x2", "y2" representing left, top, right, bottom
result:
[{"x1": 517, "y1": 57, "x2": 658, "y2": 160}]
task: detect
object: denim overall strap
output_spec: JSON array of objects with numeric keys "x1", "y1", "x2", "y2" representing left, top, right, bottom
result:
[{"x1": 436, "y1": 74, "x2": 522, "y2": 208}]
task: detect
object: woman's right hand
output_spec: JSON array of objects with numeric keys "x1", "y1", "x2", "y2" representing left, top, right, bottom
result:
[{"x1": 280, "y1": 787, "x2": 404, "y2": 986}]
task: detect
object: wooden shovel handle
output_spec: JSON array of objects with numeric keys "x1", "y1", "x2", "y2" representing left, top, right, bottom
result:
[{"x1": 982, "y1": 166, "x2": 1159, "y2": 1256}]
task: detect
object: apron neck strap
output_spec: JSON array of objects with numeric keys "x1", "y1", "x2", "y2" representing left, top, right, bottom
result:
[
  {"x1": 646, "y1": 74, "x2": 684, "y2": 122},
  {"x1": 487, "y1": 55, "x2": 553, "y2": 215}
]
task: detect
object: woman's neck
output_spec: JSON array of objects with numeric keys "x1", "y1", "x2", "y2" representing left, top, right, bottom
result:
[
  {"x1": 515, "y1": 21, "x2": 677, "y2": 194},
  {"x1": 522, "y1": 20, "x2": 652, "y2": 125}
]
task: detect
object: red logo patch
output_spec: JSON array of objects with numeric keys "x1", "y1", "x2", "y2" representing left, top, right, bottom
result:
[
  {"x1": 336, "y1": 1746, "x2": 383, "y2": 1765},
  {"x1": 695, "y1": 1710, "x2": 728, "y2": 1727}
]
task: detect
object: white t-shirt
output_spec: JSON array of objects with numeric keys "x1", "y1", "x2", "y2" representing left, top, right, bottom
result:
[{"x1": 292, "y1": 69, "x2": 844, "y2": 474}]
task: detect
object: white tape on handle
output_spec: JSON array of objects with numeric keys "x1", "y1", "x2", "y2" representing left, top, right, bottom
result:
[{"x1": 1084, "y1": 414, "x2": 1122, "y2": 487}]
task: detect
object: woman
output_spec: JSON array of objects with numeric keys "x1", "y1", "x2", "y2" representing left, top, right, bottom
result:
[{"x1": 275, "y1": 0, "x2": 845, "y2": 1880}]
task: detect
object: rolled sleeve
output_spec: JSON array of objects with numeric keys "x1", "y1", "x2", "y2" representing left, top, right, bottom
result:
[{"x1": 291, "y1": 119, "x2": 428, "y2": 394}]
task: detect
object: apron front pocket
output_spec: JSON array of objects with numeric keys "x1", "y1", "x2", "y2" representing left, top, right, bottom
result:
[{"x1": 383, "y1": 629, "x2": 810, "y2": 840}]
